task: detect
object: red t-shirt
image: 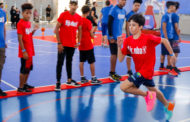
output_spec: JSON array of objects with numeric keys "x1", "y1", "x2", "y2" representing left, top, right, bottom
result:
[
  {"x1": 57, "y1": 11, "x2": 82, "y2": 47},
  {"x1": 79, "y1": 17, "x2": 93, "y2": 51},
  {"x1": 122, "y1": 34, "x2": 161, "y2": 80},
  {"x1": 17, "y1": 19, "x2": 35, "y2": 58}
]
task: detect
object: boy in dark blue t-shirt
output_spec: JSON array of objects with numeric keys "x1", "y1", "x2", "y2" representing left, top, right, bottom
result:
[
  {"x1": 108, "y1": 0, "x2": 127, "y2": 82},
  {"x1": 0, "y1": 2, "x2": 7, "y2": 96},
  {"x1": 159, "y1": 1, "x2": 178, "y2": 75},
  {"x1": 172, "y1": 2, "x2": 181, "y2": 73},
  {"x1": 99, "y1": 0, "x2": 113, "y2": 47}
]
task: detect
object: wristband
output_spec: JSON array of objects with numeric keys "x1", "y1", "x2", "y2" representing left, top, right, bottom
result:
[
  {"x1": 170, "y1": 53, "x2": 174, "y2": 56},
  {"x1": 22, "y1": 49, "x2": 26, "y2": 52},
  {"x1": 77, "y1": 42, "x2": 80, "y2": 45}
]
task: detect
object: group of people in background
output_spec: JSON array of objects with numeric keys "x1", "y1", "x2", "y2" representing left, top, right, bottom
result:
[
  {"x1": 0, "y1": 0, "x2": 181, "y2": 120},
  {"x1": 10, "y1": 6, "x2": 20, "y2": 29}
]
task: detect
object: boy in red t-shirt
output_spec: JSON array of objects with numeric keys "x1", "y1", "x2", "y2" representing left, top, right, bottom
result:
[
  {"x1": 79, "y1": 5, "x2": 102, "y2": 84},
  {"x1": 118, "y1": 14, "x2": 176, "y2": 120},
  {"x1": 17, "y1": 3, "x2": 39, "y2": 92},
  {"x1": 54, "y1": 1, "x2": 82, "y2": 90}
]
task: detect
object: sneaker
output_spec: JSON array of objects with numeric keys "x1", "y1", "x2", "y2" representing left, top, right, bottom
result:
[
  {"x1": 164, "y1": 102, "x2": 175, "y2": 120},
  {"x1": 166, "y1": 65, "x2": 172, "y2": 71},
  {"x1": 81, "y1": 77, "x2": 89, "y2": 84},
  {"x1": 109, "y1": 73, "x2": 120, "y2": 82},
  {"x1": 0, "y1": 89, "x2": 7, "y2": 96},
  {"x1": 169, "y1": 69, "x2": 178, "y2": 76},
  {"x1": 66, "y1": 80, "x2": 80, "y2": 86},
  {"x1": 91, "y1": 77, "x2": 102, "y2": 84},
  {"x1": 17, "y1": 88, "x2": 32, "y2": 92},
  {"x1": 127, "y1": 70, "x2": 133, "y2": 76},
  {"x1": 24, "y1": 84, "x2": 34, "y2": 89},
  {"x1": 144, "y1": 91, "x2": 156, "y2": 112},
  {"x1": 174, "y1": 67, "x2": 181, "y2": 73},
  {"x1": 159, "y1": 67, "x2": 167, "y2": 72},
  {"x1": 55, "y1": 83, "x2": 61, "y2": 91}
]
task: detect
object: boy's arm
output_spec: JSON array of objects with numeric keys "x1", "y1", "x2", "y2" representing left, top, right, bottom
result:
[
  {"x1": 174, "y1": 23, "x2": 181, "y2": 41},
  {"x1": 162, "y1": 22, "x2": 168, "y2": 39},
  {"x1": 18, "y1": 34, "x2": 28, "y2": 60},
  {"x1": 117, "y1": 39, "x2": 125, "y2": 62},
  {"x1": 161, "y1": 38, "x2": 176, "y2": 66},
  {"x1": 55, "y1": 22, "x2": 63, "y2": 53},
  {"x1": 4, "y1": 26, "x2": 6, "y2": 47},
  {"x1": 75, "y1": 25, "x2": 82, "y2": 48}
]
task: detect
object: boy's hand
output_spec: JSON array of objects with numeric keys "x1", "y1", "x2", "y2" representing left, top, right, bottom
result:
[
  {"x1": 170, "y1": 55, "x2": 177, "y2": 67},
  {"x1": 23, "y1": 52, "x2": 29, "y2": 60},
  {"x1": 58, "y1": 44, "x2": 64, "y2": 53},
  {"x1": 117, "y1": 36, "x2": 123, "y2": 48},
  {"x1": 34, "y1": 24, "x2": 39, "y2": 31},
  {"x1": 75, "y1": 43, "x2": 80, "y2": 48},
  {"x1": 110, "y1": 39, "x2": 116, "y2": 44}
]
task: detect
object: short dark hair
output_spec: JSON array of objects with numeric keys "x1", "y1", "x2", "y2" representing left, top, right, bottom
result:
[
  {"x1": 0, "y1": 2, "x2": 3, "y2": 6},
  {"x1": 70, "y1": 0, "x2": 78, "y2": 5},
  {"x1": 21, "y1": 3, "x2": 33, "y2": 12},
  {"x1": 166, "y1": 1, "x2": 176, "y2": 9},
  {"x1": 175, "y1": 2, "x2": 180, "y2": 10},
  {"x1": 133, "y1": 0, "x2": 142, "y2": 4},
  {"x1": 93, "y1": 2, "x2": 96, "y2": 5},
  {"x1": 128, "y1": 14, "x2": 145, "y2": 27},
  {"x1": 81, "y1": 5, "x2": 90, "y2": 14},
  {"x1": 105, "y1": 0, "x2": 110, "y2": 6}
]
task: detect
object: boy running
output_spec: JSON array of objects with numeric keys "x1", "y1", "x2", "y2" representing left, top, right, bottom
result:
[
  {"x1": 0, "y1": 2, "x2": 7, "y2": 96},
  {"x1": 17, "y1": 3, "x2": 38, "y2": 92},
  {"x1": 79, "y1": 5, "x2": 102, "y2": 85},
  {"x1": 55, "y1": 0, "x2": 82, "y2": 91},
  {"x1": 118, "y1": 14, "x2": 176, "y2": 120}
]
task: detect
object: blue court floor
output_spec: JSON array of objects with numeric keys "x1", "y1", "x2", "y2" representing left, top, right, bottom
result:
[{"x1": 0, "y1": 28, "x2": 190, "y2": 122}]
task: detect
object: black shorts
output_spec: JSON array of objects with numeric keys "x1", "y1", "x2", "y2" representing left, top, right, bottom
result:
[
  {"x1": 20, "y1": 57, "x2": 33, "y2": 74},
  {"x1": 128, "y1": 72, "x2": 155, "y2": 88},
  {"x1": 161, "y1": 39, "x2": 174, "y2": 55},
  {"x1": 108, "y1": 40, "x2": 118, "y2": 55},
  {"x1": 172, "y1": 40, "x2": 180, "y2": 53},
  {"x1": 80, "y1": 49, "x2": 95, "y2": 64}
]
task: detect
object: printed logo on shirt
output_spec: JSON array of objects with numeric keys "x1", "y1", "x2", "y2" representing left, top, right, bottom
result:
[
  {"x1": 25, "y1": 28, "x2": 32, "y2": 35},
  {"x1": 0, "y1": 17, "x2": 4, "y2": 23},
  {"x1": 65, "y1": 20, "x2": 78, "y2": 27},
  {"x1": 118, "y1": 14, "x2": 125, "y2": 19},
  {"x1": 127, "y1": 46, "x2": 147, "y2": 54}
]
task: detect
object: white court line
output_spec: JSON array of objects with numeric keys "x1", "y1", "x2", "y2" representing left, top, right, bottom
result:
[
  {"x1": 179, "y1": 118, "x2": 190, "y2": 122},
  {"x1": 1, "y1": 80, "x2": 17, "y2": 89}
]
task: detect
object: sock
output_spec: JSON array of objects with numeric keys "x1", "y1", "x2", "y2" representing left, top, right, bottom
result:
[
  {"x1": 110, "y1": 72, "x2": 115, "y2": 75},
  {"x1": 160, "y1": 63, "x2": 164, "y2": 68}
]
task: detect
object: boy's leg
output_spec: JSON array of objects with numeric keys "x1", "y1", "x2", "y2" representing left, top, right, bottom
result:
[
  {"x1": 56, "y1": 50, "x2": 65, "y2": 83},
  {"x1": 79, "y1": 62, "x2": 84, "y2": 76},
  {"x1": 160, "y1": 54, "x2": 165, "y2": 68},
  {"x1": 126, "y1": 56, "x2": 133, "y2": 76},
  {"x1": 90, "y1": 63, "x2": 95, "y2": 76},
  {"x1": 120, "y1": 80, "x2": 146, "y2": 96},
  {"x1": 146, "y1": 86, "x2": 168, "y2": 107}
]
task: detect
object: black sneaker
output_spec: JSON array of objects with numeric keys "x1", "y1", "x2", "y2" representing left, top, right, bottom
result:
[
  {"x1": 174, "y1": 67, "x2": 181, "y2": 73},
  {"x1": 81, "y1": 77, "x2": 89, "y2": 84},
  {"x1": 166, "y1": 65, "x2": 172, "y2": 70},
  {"x1": 24, "y1": 84, "x2": 35, "y2": 89},
  {"x1": 17, "y1": 88, "x2": 32, "y2": 92},
  {"x1": 0, "y1": 89, "x2": 7, "y2": 96},
  {"x1": 91, "y1": 77, "x2": 102, "y2": 84},
  {"x1": 127, "y1": 70, "x2": 133, "y2": 76},
  {"x1": 109, "y1": 73, "x2": 120, "y2": 82},
  {"x1": 115, "y1": 73, "x2": 121, "y2": 79},
  {"x1": 55, "y1": 83, "x2": 61, "y2": 91},
  {"x1": 66, "y1": 80, "x2": 80, "y2": 86}
]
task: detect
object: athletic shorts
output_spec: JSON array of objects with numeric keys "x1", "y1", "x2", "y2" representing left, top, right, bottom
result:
[
  {"x1": 161, "y1": 39, "x2": 174, "y2": 55},
  {"x1": 108, "y1": 40, "x2": 118, "y2": 55},
  {"x1": 101, "y1": 23, "x2": 108, "y2": 36},
  {"x1": 80, "y1": 49, "x2": 95, "y2": 64},
  {"x1": 20, "y1": 57, "x2": 33, "y2": 74},
  {"x1": 172, "y1": 40, "x2": 180, "y2": 53},
  {"x1": 128, "y1": 72, "x2": 155, "y2": 88}
]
